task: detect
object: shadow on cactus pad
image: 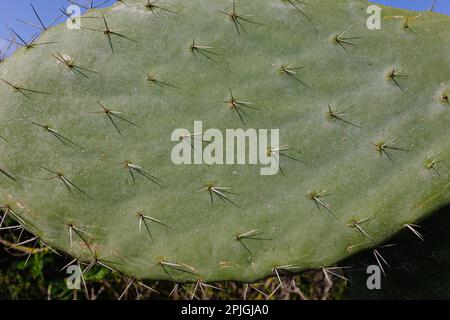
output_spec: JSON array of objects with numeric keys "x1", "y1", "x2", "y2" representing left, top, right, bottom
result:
[{"x1": 348, "y1": 204, "x2": 450, "y2": 299}]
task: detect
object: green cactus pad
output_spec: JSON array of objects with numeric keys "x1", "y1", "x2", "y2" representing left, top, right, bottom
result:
[{"x1": 0, "y1": 0, "x2": 449, "y2": 282}]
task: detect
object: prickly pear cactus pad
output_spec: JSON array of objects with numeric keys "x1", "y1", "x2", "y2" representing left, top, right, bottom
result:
[{"x1": 0, "y1": 0, "x2": 449, "y2": 283}]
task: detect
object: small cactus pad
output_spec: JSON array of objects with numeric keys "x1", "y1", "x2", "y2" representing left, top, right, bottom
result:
[{"x1": 0, "y1": 0, "x2": 449, "y2": 282}]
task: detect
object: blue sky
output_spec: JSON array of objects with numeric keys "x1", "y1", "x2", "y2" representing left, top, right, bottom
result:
[{"x1": 0, "y1": 0, "x2": 449, "y2": 56}]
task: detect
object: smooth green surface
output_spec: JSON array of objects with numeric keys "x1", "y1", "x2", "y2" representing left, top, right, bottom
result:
[{"x1": 0, "y1": 0, "x2": 449, "y2": 282}]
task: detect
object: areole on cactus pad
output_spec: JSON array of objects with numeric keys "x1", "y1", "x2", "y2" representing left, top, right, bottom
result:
[{"x1": 0, "y1": 0, "x2": 449, "y2": 283}]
